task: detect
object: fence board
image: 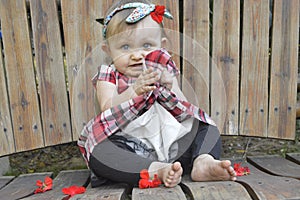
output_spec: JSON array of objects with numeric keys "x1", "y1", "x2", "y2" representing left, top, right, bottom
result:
[
  {"x1": 0, "y1": 34, "x2": 15, "y2": 156},
  {"x1": 0, "y1": 0, "x2": 43, "y2": 152},
  {"x1": 268, "y1": 0, "x2": 299, "y2": 139},
  {"x1": 153, "y1": 0, "x2": 180, "y2": 67},
  {"x1": 182, "y1": 0, "x2": 210, "y2": 112},
  {"x1": 30, "y1": 0, "x2": 72, "y2": 146},
  {"x1": 239, "y1": 0, "x2": 269, "y2": 137},
  {"x1": 61, "y1": 0, "x2": 103, "y2": 139},
  {"x1": 211, "y1": 0, "x2": 240, "y2": 134}
]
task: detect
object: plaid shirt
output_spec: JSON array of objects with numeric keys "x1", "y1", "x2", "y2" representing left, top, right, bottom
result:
[{"x1": 78, "y1": 49, "x2": 216, "y2": 162}]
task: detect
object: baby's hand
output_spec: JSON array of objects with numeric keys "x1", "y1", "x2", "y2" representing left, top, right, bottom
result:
[
  {"x1": 133, "y1": 68, "x2": 160, "y2": 96},
  {"x1": 160, "y1": 68, "x2": 173, "y2": 90}
]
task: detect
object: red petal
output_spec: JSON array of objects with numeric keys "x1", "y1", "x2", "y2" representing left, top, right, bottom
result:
[
  {"x1": 155, "y1": 5, "x2": 165, "y2": 14},
  {"x1": 152, "y1": 179, "x2": 161, "y2": 187},
  {"x1": 150, "y1": 13, "x2": 163, "y2": 23},
  {"x1": 233, "y1": 163, "x2": 241, "y2": 170},
  {"x1": 44, "y1": 177, "x2": 53, "y2": 185},
  {"x1": 34, "y1": 188, "x2": 43, "y2": 194},
  {"x1": 233, "y1": 163, "x2": 251, "y2": 176},
  {"x1": 36, "y1": 180, "x2": 43, "y2": 187},
  {"x1": 150, "y1": 5, "x2": 165, "y2": 24},
  {"x1": 140, "y1": 169, "x2": 150, "y2": 179},
  {"x1": 62, "y1": 186, "x2": 86, "y2": 197},
  {"x1": 139, "y1": 179, "x2": 150, "y2": 189},
  {"x1": 43, "y1": 184, "x2": 52, "y2": 192}
]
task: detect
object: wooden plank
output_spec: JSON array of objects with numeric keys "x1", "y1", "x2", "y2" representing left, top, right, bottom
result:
[
  {"x1": 61, "y1": 0, "x2": 103, "y2": 139},
  {"x1": 211, "y1": 0, "x2": 240, "y2": 134},
  {"x1": 23, "y1": 169, "x2": 90, "y2": 200},
  {"x1": 0, "y1": 172, "x2": 52, "y2": 200},
  {"x1": 297, "y1": 73, "x2": 300, "y2": 91},
  {"x1": 30, "y1": 0, "x2": 72, "y2": 146},
  {"x1": 132, "y1": 185, "x2": 187, "y2": 200},
  {"x1": 286, "y1": 153, "x2": 300, "y2": 165},
  {"x1": 268, "y1": 0, "x2": 299, "y2": 139},
  {"x1": 181, "y1": 179, "x2": 252, "y2": 200},
  {"x1": 70, "y1": 183, "x2": 128, "y2": 200},
  {"x1": 298, "y1": 74, "x2": 300, "y2": 91},
  {"x1": 0, "y1": 28, "x2": 15, "y2": 156},
  {"x1": 182, "y1": 0, "x2": 210, "y2": 111},
  {"x1": 232, "y1": 159, "x2": 300, "y2": 200},
  {"x1": 0, "y1": 0, "x2": 43, "y2": 152},
  {"x1": 297, "y1": 101, "x2": 300, "y2": 118},
  {"x1": 247, "y1": 155, "x2": 300, "y2": 179},
  {"x1": 0, "y1": 176, "x2": 14, "y2": 189},
  {"x1": 239, "y1": 0, "x2": 269, "y2": 137},
  {"x1": 153, "y1": 0, "x2": 180, "y2": 68}
]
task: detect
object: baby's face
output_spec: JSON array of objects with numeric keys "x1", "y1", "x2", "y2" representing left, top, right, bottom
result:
[{"x1": 107, "y1": 16, "x2": 165, "y2": 78}]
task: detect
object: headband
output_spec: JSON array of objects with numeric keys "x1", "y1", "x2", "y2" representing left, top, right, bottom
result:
[{"x1": 100, "y1": 2, "x2": 173, "y2": 39}]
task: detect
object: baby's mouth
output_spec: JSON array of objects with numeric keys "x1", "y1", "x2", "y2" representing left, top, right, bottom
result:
[
  {"x1": 129, "y1": 63, "x2": 144, "y2": 70},
  {"x1": 130, "y1": 63, "x2": 143, "y2": 67}
]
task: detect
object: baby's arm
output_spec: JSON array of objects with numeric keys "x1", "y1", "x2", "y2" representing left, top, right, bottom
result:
[
  {"x1": 96, "y1": 81, "x2": 135, "y2": 111},
  {"x1": 160, "y1": 68, "x2": 187, "y2": 101},
  {"x1": 96, "y1": 68, "x2": 159, "y2": 111}
]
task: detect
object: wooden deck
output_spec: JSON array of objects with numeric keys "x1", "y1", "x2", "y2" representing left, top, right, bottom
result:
[{"x1": 1, "y1": 153, "x2": 299, "y2": 200}]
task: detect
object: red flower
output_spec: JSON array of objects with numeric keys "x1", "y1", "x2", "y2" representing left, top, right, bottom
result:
[
  {"x1": 34, "y1": 176, "x2": 53, "y2": 194},
  {"x1": 234, "y1": 163, "x2": 250, "y2": 176},
  {"x1": 140, "y1": 169, "x2": 150, "y2": 179},
  {"x1": 150, "y1": 5, "x2": 166, "y2": 24},
  {"x1": 139, "y1": 169, "x2": 162, "y2": 189},
  {"x1": 62, "y1": 185, "x2": 86, "y2": 197}
]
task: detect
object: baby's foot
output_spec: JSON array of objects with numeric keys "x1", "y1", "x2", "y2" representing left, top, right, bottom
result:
[
  {"x1": 149, "y1": 161, "x2": 183, "y2": 188},
  {"x1": 191, "y1": 154, "x2": 236, "y2": 181}
]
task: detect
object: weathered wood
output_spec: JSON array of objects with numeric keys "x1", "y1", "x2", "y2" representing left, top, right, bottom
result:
[
  {"x1": 132, "y1": 185, "x2": 187, "y2": 200},
  {"x1": 247, "y1": 155, "x2": 300, "y2": 180},
  {"x1": 182, "y1": 0, "x2": 210, "y2": 111},
  {"x1": 23, "y1": 169, "x2": 90, "y2": 200},
  {"x1": 0, "y1": 30, "x2": 15, "y2": 156},
  {"x1": 181, "y1": 179, "x2": 252, "y2": 200},
  {"x1": 0, "y1": 172, "x2": 52, "y2": 200},
  {"x1": 70, "y1": 183, "x2": 128, "y2": 200},
  {"x1": 268, "y1": 0, "x2": 299, "y2": 139},
  {"x1": 0, "y1": 176, "x2": 14, "y2": 189},
  {"x1": 297, "y1": 102, "x2": 300, "y2": 118},
  {"x1": 61, "y1": 0, "x2": 103, "y2": 139},
  {"x1": 232, "y1": 159, "x2": 300, "y2": 200},
  {"x1": 0, "y1": 0, "x2": 43, "y2": 152},
  {"x1": 153, "y1": 0, "x2": 180, "y2": 68},
  {"x1": 211, "y1": 0, "x2": 240, "y2": 134},
  {"x1": 239, "y1": 0, "x2": 269, "y2": 137},
  {"x1": 286, "y1": 153, "x2": 300, "y2": 165},
  {"x1": 30, "y1": 0, "x2": 72, "y2": 146},
  {"x1": 298, "y1": 74, "x2": 300, "y2": 91}
]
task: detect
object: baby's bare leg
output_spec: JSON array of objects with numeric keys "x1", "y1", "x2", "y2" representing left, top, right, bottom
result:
[
  {"x1": 149, "y1": 161, "x2": 183, "y2": 187},
  {"x1": 191, "y1": 154, "x2": 236, "y2": 181}
]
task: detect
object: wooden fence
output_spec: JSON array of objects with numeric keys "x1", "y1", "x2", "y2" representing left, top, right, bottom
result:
[{"x1": 0, "y1": 0, "x2": 299, "y2": 157}]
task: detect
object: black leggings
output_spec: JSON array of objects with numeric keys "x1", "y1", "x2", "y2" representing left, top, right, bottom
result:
[{"x1": 89, "y1": 120, "x2": 221, "y2": 186}]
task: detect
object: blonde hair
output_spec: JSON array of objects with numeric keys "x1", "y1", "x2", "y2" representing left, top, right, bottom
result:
[{"x1": 104, "y1": 0, "x2": 167, "y2": 40}]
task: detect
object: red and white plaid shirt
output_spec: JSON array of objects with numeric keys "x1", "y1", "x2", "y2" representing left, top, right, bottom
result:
[{"x1": 78, "y1": 49, "x2": 215, "y2": 162}]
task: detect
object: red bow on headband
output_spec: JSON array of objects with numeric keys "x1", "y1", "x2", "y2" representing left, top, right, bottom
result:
[{"x1": 150, "y1": 5, "x2": 166, "y2": 24}]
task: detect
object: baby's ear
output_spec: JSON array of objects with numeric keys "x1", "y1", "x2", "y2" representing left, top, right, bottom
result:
[
  {"x1": 101, "y1": 42, "x2": 111, "y2": 55},
  {"x1": 161, "y1": 37, "x2": 167, "y2": 48}
]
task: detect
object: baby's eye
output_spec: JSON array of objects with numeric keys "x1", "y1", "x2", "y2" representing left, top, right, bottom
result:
[
  {"x1": 143, "y1": 43, "x2": 152, "y2": 50},
  {"x1": 121, "y1": 44, "x2": 130, "y2": 50}
]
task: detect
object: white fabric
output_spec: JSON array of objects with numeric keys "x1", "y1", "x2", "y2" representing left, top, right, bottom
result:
[{"x1": 120, "y1": 102, "x2": 193, "y2": 161}]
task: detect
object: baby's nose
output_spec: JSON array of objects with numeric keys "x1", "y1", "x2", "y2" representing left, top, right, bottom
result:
[{"x1": 130, "y1": 50, "x2": 145, "y2": 60}]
